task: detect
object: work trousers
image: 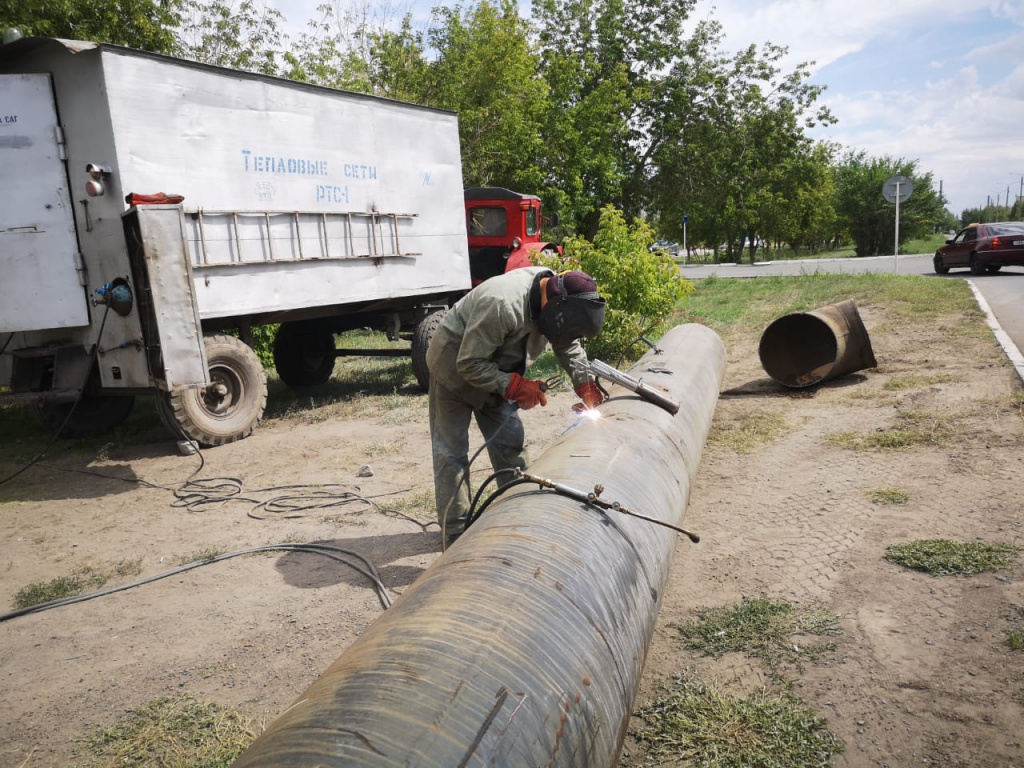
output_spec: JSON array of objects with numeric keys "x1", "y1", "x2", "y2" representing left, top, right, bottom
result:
[{"x1": 428, "y1": 378, "x2": 527, "y2": 538}]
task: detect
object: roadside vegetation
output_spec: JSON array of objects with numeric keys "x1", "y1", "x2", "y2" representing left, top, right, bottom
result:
[{"x1": 13, "y1": 558, "x2": 143, "y2": 610}]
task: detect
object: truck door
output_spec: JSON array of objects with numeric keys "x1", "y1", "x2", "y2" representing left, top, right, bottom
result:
[{"x1": 0, "y1": 74, "x2": 88, "y2": 333}]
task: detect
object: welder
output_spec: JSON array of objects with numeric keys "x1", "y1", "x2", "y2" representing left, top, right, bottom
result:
[{"x1": 427, "y1": 267, "x2": 607, "y2": 547}]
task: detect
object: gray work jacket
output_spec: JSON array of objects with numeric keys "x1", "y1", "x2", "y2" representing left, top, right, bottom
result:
[{"x1": 426, "y1": 267, "x2": 592, "y2": 407}]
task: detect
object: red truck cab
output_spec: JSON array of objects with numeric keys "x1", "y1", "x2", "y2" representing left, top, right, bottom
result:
[{"x1": 465, "y1": 187, "x2": 561, "y2": 285}]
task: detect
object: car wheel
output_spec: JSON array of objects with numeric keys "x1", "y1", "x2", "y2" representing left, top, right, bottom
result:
[
  {"x1": 985, "y1": 264, "x2": 1003, "y2": 274},
  {"x1": 969, "y1": 254, "x2": 985, "y2": 276},
  {"x1": 933, "y1": 253, "x2": 949, "y2": 274}
]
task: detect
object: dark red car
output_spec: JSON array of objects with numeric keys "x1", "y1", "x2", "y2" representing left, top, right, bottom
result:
[{"x1": 933, "y1": 222, "x2": 1024, "y2": 275}]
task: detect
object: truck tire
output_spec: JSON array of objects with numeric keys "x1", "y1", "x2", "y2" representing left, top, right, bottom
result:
[
  {"x1": 411, "y1": 309, "x2": 447, "y2": 391},
  {"x1": 273, "y1": 324, "x2": 336, "y2": 388},
  {"x1": 33, "y1": 393, "x2": 136, "y2": 439},
  {"x1": 165, "y1": 335, "x2": 267, "y2": 447}
]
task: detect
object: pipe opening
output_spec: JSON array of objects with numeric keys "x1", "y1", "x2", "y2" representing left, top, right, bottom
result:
[{"x1": 758, "y1": 300, "x2": 876, "y2": 389}]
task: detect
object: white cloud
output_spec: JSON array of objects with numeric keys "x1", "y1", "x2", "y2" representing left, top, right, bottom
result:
[
  {"x1": 966, "y1": 31, "x2": 1024, "y2": 62},
  {"x1": 693, "y1": 0, "x2": 1001, "y2": 73},
  {"x1": 815, "y1": 62, "x2": 1024, "y2": 213}
]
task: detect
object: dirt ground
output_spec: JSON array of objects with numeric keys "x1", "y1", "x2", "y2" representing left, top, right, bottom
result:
[{"x1": 2, "y1": 297, "x2": 1023, "y2": 767}]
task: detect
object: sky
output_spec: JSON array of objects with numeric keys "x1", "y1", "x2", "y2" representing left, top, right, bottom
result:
[{"x1": 272, "y1": 0, "x2": 1024, "y2": 217}]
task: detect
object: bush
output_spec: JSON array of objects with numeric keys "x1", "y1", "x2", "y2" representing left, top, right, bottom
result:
[{"x1": 535, "y1": 205, "x2": 693, "y2": 363}]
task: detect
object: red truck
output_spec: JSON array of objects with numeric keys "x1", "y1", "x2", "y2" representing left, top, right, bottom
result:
[{"x1": 465, "y1": 187, "x2": 562, "y2": 285}]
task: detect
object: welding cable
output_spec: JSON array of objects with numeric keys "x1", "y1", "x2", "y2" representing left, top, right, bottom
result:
[
  {"x1": 0, "y1": 542, "x2": 393, "y2": 625},
  {"x1": 464, "y1": 468, "x2": 527, "y2": 529},
  {"x1": 0, "y1": 304, "x2": 113, "y2": 488}
]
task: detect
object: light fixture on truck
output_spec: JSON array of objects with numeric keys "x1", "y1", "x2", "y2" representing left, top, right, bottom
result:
[{"x1": 85, "y1": 163, "x2": 111, "y2": 197}]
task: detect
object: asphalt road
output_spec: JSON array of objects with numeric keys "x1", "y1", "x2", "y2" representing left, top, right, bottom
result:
[{"x1": 678, "y1": 253, "x2": 1024, "y2": 383}]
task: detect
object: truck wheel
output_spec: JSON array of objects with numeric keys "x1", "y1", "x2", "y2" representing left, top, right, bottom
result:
[
  {"x1": 165, "y1": 335, "x2": 267, "y2": 447},
  {"x1": 33, "y1": 393, "x2": 136, "y2": 439},
  {"x1": 273, "y1": 324, "x2": 336, "y2": 388},
  {"x1": 411, "y1": 309, "x2": 447, "y2": 391}
]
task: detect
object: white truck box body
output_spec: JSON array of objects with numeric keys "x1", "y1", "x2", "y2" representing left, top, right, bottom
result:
[{"x1": 0, "y1": 38, "x2": 469, "y2": 391}]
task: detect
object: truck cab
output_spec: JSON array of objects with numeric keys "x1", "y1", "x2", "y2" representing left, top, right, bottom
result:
[{"x1": 465, "y1": 187, "x2": 561, "y2": 285}]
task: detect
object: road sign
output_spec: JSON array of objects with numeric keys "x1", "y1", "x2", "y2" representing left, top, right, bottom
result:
[{"x1": 882, "y1": 175, "x2": 913, "y2": 204}]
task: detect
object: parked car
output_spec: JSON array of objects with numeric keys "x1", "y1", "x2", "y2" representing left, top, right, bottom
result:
[
  {"x1": 933, "y1": 222, "x2": 1024, "y2": 275},
  {"x1": 649, "y1": 240, "x2": 681, "y2": 255}
]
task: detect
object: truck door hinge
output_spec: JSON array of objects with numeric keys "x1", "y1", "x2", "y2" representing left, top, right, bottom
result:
[
  {"x1": 54, "y1": 125, "x2": 67, "y2": 160},
  {"x1": 73, "y1": 251, "x2": 88, "y2": 286}
]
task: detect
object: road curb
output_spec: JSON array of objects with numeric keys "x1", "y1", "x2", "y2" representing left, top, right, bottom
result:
[{"x1": 967, "y1": 279, "x2": 1024, "y2": 385}]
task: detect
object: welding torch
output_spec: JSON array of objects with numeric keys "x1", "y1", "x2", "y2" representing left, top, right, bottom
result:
[{"x1": 573, "y1": 359, "x2": 680, "y2": 415}]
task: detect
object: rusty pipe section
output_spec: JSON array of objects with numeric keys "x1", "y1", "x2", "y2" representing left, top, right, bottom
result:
[
  {"x1": 758, "y1": 299, "x2": 876, "y2": 388},
  {"x1": 232, "y1": 323, "x2": 726, "y2": 768}
]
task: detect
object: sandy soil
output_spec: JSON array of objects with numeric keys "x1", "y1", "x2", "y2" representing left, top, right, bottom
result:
[{"x1": 2, "y1": 298, "x2": 1023, "y2": 767}]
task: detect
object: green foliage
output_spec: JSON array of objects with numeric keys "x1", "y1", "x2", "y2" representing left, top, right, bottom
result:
[
  {"x1": 537, "y1": 205, "x2": 693, "y2": 362},
  {"x1": 82, "y1": 695, "x2": 256, "y2": 767},
  {"x1": 834, "y1": 151, "x2": 948, "y2": 257},
  {"x1": 634, "y1": 671, "x2": 844, "y2": 767},
  {"x1": 14, "y1": 570, "x2": 106, "y2": 609},
  {"x1": 178, "y1": 0, "x2": 286, "y2": 75},
  {"x1": 884, "y1": 539, "x2": 1020, "y2": 576},
  {"x1": 1, "y1": 0, "x2": 184, "y2": 53},
  {"x1": 250, "y1": 323, "x2": 278, "y2": 368},
  {"x1": 424, "y1": 0, "x2": 547, "y2": 192}
]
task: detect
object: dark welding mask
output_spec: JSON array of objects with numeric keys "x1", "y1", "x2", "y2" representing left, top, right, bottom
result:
[{"x1": 537, "y1": 273, "x2": 607, "y2": 346}]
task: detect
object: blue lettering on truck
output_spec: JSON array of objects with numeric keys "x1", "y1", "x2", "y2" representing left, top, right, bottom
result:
[
  {"x1": 241, "y1": 149, "x2": 328, "y2": 176},
  {"x1": 3, "y1": 115, "x2": 16, "y2": 124},
  {"x1": 344, "y1": 164, "x2": 377, "y2": 179},
  {"x1": 316, "y1": 185, "x2": 349, "y2": 204}
]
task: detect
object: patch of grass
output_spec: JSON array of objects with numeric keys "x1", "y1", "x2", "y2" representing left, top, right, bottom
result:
[
  {"x1": 381, "y1": 490, "x2": 435, "y2": 522},
  {"x1": 363, "y1": 440, "x2": 403, "y2": 458},
  {"x1": 13, "y1": 570, "x2": 107, "y2": 609},
  {"x1": 81, "y1": 695, "x2": 256, "y2": 768},
  {"x1": 868, "y1": 487, "x2": 909, "y2": 505},
  {"x1": 679, "y1": 273, "x2": 979, "y2": 338},
  {"x1": 112, "y1": 557, "x2": 145, "y2": 578},
  {"x1": 883, "y1": 373, "x2": 957, "y2": 391},
  {"x1": 708, "y1": 412, "x2": 790, "y2": 454},
  {"x1": 178, "y1": 547, "x2": 227, "y2": 565},
  {"x1": 633, "y1": 671, "x2": 844, "y2": 768},
  {"x1": 674, "y1": 596, "x2": 841, "y2": 677},
  {"x1": 827, "y1": 409, "x2": 959, "y2": 451},
  {"x1": 884, "y1": 539, "x2": 1020, "y2": 576}
]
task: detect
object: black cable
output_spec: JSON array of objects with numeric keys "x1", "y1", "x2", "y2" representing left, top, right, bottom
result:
[
  {"x1": 465, "y1": 475, "x2": 533, "y2": 529},
  {"x1": 0, "y1": 304, "x2": 113, "y2": 488},
  {"x1": 0, "y1": 332, "x2": 13, "y2": 357},
  {"x1": 0, "y1": 542, "x2": 393, "y2": 625}
]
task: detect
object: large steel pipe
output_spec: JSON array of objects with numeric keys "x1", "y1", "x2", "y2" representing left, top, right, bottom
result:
[{"x1": 233, "y1": 323, "x2": 726, "y2": 768}]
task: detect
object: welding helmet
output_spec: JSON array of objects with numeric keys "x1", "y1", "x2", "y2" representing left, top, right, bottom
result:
[{"x1": 537, "y1": 271, "x2": 606, "y2": 346}]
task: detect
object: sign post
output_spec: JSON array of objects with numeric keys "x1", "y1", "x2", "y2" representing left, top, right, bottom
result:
[
  {"x1": 682, "y1": 215, "x2": 688, "y2": 264},
  {"x1": 882, "y1": 175, "x2": 913, "y2": 274}
]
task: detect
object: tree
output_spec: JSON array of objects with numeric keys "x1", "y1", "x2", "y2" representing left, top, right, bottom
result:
[
  {"x1": 834, "y1": 152, "x2": 947, "y2": 257},
  {"x1": 532, "y1": 0, "x2": 698, "y2": 236},
  {"x1": 178, "y1": 0, "x2": 287, "y2": 75},
  {"x1": 2, "y1": 0, "x2": 184, "y2": 53},
  {"x1": 646, "y1": 21, "x2": 834, "y2": 263},
  {"x1": 536, "y1": 205, "x2": 693, "y2": 363},
  {"x1": 422, "y1": 0, "x2": 547, "y2": 191}
]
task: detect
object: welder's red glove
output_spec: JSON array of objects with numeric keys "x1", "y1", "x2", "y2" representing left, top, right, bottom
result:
[
  {"x1": 574, "y1": 381, "x2": 604, "y2": 411},
  {"x1": 504, "y1": 373, "x2": 548, "y2": 409}
]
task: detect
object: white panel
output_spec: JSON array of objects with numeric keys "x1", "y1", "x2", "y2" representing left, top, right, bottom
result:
[
  {"x1": 99, "y1": 53, "x2": 470, "y2": 319},
  {"x1": 0, "y1": 74, "x2": 88, "y2": 332}
]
